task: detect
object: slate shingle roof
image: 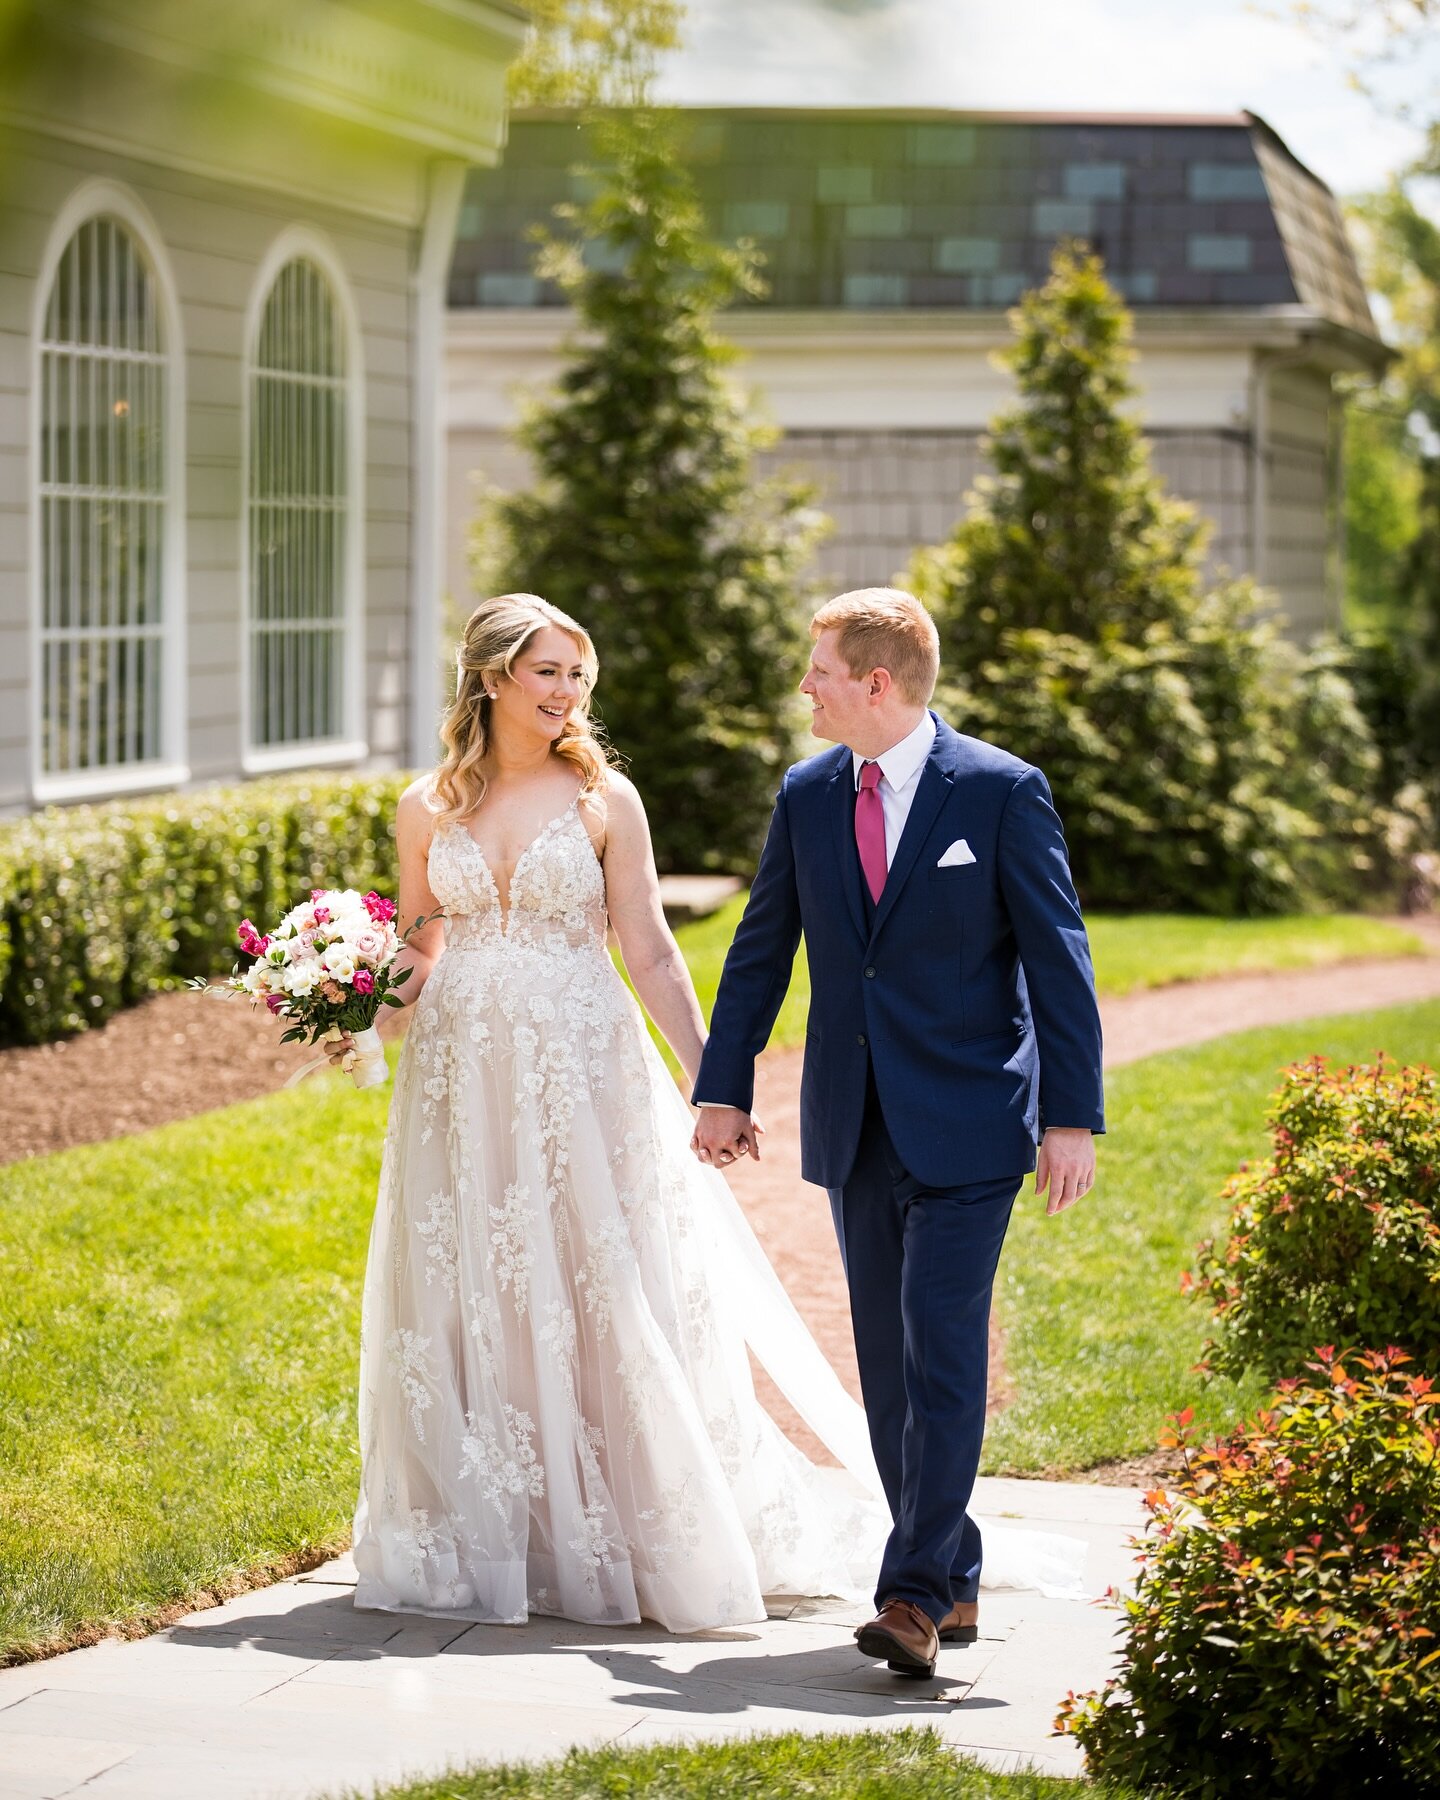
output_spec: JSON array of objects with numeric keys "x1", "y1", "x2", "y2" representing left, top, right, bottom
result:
[{"x1": 448, "y1": 107, "x2": 1379, "y2": 342}]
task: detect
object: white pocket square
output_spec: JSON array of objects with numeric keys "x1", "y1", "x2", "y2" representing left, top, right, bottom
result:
[{"x1": 937, "y1": 839, "x2": 976, "y2": 867}]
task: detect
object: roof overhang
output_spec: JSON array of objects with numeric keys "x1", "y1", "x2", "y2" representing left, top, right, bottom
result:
[
  {"x1": 8, "y1": 0, "x2": 531, "y2": 164},
  {"x1": 450, "y1": 304, "x2": 1392, "y2": 373}
]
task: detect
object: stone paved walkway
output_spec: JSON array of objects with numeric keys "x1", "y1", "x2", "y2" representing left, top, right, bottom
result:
[{"x1": 0, "y1": 1478, "x2": 1141, "y2": 1799}]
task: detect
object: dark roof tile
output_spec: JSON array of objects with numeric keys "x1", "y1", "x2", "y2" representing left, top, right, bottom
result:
[{"x1": 447, "y1": 107, "x2": 1377, "y2": 339}]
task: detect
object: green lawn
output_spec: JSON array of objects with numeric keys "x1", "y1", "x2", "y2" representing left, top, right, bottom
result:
[
  {"x1": 645, "y1": 902, "x2": 1421, "y2": 1064},
  {"x1": 328, "y1": 1728, "x2": 1119, "y2": 1800},
  {"x1": 1082, "y1": 910, "x2": 1421, "y2": 997},
  {"x1": 983, "y1": 998, "x2": 1440, "y2": 1474},
  {"x1": 0, "y1": 1070, "x2": 384, "y2": 1663},
  {"x1": 2, "y1": 996, "x2": 1435, "y2": 1663}
]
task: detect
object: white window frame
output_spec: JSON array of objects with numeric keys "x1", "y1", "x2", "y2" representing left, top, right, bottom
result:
[
  {"x1": 240, "y1": 227, "x2": 366, "y2": 774},
  {"x1": 28, "y1": 180, "x2": 188, "y2": 805}
]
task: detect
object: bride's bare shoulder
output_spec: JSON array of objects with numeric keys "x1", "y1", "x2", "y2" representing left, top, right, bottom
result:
[
  {"x1": 587, "y1": 771, "x2": 659, "y2": 869},
  {"x1": 592, "y1": 769, "x2": 647, "y2": 827},
  {"x1": 396, "y1": 774, "x2": 442, "y2": 843},
  {"x1": 596, "y1": 766, "x2": 640, "y2": 806}
]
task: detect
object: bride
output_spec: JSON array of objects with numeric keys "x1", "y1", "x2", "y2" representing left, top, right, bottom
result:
[{"x1": 336, "y1": 592, "x2": 1080, "y2": 1634}]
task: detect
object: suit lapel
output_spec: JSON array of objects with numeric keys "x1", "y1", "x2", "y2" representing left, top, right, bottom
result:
[
  {"x1": 828, "y1": 754, "x2": 868, "y2": 945},
  {"x1": 868, "y1": 722, "x2": 959, "y2": 943}
]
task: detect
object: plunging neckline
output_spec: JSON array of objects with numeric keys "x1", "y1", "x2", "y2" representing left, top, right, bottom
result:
[{"x1": 452, "y1": 795, "x2": 583, "y2": 936}]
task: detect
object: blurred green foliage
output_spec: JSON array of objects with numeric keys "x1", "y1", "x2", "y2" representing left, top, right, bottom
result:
[
  {"x1": 1344, "y1": 185, "x2": 1440, "y2": 827},
  {"x1": 1342, "y1": 402, "x2": 1422, "y2": 633},
  {"x1": 506, "y1": 0, "x2": 682, "y2": 107},
  {"x1": 0, "y1": 772, "x2": 411, "y2": 1045},
  {"x1": 909, "y1": 243, "x2": 1421, "y2": 914}
]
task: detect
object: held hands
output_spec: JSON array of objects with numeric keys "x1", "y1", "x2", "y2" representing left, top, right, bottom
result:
[
  {"x1": 690, "y1": 1105, "x2": 765, "y2": 1169},
  {"x1": 1035, "y1": 1126, "x2": 1096, "y2": 1217}
]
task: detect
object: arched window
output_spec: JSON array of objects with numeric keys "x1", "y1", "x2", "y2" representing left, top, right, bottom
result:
[
  {"x1": 245, "y1": 249, "x2": 361, "y2": 759},
  {"x1": 36, "y1": 208, "x2": 175, "y2": 785}
]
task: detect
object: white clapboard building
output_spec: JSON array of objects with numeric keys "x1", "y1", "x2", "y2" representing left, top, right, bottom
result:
[
  {"x1": 0, "y1": 0, "x2": 527, "y2": 815},
  {"x1": 446, "y1": 107, "x2": 1388, "y2": 639}
]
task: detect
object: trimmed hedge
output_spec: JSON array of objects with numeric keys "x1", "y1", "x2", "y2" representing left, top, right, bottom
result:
[{"x1": 0, "y1": 772, "x2": 412, "y2": 1045}]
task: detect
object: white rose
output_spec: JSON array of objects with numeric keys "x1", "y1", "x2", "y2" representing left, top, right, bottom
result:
[
  {"x1": 320, "y1": 944, "x2": 356, "y2": 981},
  {"x1": 285, "y1": 960, "x2": 321, "y2": 997}
]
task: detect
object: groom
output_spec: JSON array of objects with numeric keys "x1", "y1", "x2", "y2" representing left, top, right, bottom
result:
[{"x1": 691, "y1": 587, "x2": 1104, "y2": 1679}]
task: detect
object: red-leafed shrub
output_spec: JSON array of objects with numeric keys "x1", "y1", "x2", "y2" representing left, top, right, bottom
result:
[
  {"x1": 1184, "y1": 1056, "x2": 1440, "y2": 1383},
  {"x1": 1057, "y1": 1349, "x2": 1440, "y2": 1796}
]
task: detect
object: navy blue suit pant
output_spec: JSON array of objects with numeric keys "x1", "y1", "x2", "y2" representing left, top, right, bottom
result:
[{"x1": 828, "y1": 1071, "x2": 1019, "y2": 1623}]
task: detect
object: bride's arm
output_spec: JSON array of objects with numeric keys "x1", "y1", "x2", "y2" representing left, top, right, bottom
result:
[
  {"x1": 324, "y1": 782, "x2": 445, "y2": 1066},
  {"x1": 600, "y1": 773, "x2": 707, "y2": 1090},
  {"x1": 382, "y1": 781, "x2": 447, "y2": 1020}
]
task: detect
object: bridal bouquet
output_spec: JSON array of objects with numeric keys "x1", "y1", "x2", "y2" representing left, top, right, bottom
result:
[{"x1": 194, "y1": 887, "x2": 419, "y2": 1090}]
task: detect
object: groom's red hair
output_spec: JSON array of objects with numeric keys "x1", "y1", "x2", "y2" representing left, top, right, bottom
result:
[{"x1": 811, "y1": 587, "x2": 940, "y2": 707}]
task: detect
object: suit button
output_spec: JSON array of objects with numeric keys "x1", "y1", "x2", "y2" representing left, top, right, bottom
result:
[
  {"x1": 864, "y1": 966, "x2": 876, "y2": 979},
  {"x1": 857, "y1": 1033, "x2": 867, "y2": 1047}
]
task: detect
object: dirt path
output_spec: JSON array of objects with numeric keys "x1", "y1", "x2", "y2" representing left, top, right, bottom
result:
[{"x1": 4, "y1": 931, "x2": 1438, "y2": 1475}]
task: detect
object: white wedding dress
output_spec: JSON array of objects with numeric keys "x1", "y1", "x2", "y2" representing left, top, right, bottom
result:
[{"x1": 352, "y1": 797, "x2": 1085, "y2": 1630}]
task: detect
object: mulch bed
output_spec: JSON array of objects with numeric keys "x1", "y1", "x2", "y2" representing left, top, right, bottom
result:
[{"x1": 0, "y1": 986, "x2": 343, "y2": 1166}]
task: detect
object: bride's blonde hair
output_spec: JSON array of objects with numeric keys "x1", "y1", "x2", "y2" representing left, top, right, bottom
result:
[{"x1": 430, "y1": 593, "x2": 613, "y2": 826}]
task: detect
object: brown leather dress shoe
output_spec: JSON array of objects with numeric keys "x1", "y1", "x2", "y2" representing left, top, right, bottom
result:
[
  {"x1": 855, "y1": 1596, "x2": 939, "y2": 1678},
  {"x1": 938, "y1": 1599, "x2": 979, "y2": 1644}
]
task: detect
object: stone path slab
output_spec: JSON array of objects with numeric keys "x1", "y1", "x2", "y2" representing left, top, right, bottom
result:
[{"x1": 0, "y1": 1477, "x2": 1143, "y2": 1798}]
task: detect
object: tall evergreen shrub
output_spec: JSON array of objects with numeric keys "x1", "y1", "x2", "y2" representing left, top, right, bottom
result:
[
  {"x1": 1346, "y1": 183, "x2": 1440, "y2": 826},
  {"x1": 480, "y1": 111, "x2": 822, "y2": 872},
  {"x1": 909, "y1": 243, "x2": 1396, "y2": 914}
]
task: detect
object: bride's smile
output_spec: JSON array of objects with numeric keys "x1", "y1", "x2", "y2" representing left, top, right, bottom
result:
[{"x1": 484, "y1": 624, "x2": 586, "y2": 747}]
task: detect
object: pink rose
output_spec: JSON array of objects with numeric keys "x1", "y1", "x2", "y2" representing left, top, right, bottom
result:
[
  {"x1": 237, "y1": 918, "x2": 269, "y2": 956},
  {"x1": 320, "y1": 978, "x2": 346, "y2": 1003},
  {"x1": 352, "y1": 925, "x2": 385, "y2": 960},
  {"x1": 313, "y1": 905, "x2": 331, "y2": 925},
  {"x1": 363, "y1": 891, "x2": 397, "y2": 924},
  {"x1": 353, "y1": 968, "x2": 375, "y2": 996},
  {"x1": 264, "y1": 993, "x2": 286, "y2": 1014}
]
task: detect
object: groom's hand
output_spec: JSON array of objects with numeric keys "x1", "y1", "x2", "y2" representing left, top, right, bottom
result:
[
  {"x1": 691, "y1": 1105, "x2": 764, "y2": 1167},
  {"x1": 1035, "y1": 1127, "x2": 1095, "y2": 1216}
]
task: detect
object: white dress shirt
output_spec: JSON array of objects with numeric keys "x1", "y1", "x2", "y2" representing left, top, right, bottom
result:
[
  {"x1": 696, "y1": 711, "x2": 936, "y2": 1112},
  {"x1": 853, "y1": 709, "x2": 937, "y2": 870}
]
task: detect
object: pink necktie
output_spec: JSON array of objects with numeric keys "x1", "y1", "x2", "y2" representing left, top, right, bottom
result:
[{"x1": 855, "y1": 760, "x2": 887, "y2": 905}]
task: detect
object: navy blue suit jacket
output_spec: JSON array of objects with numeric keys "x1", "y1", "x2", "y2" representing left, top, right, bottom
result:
[{"x1": 692, "y1": 714, "x2": 1105, "y2": 1190}]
